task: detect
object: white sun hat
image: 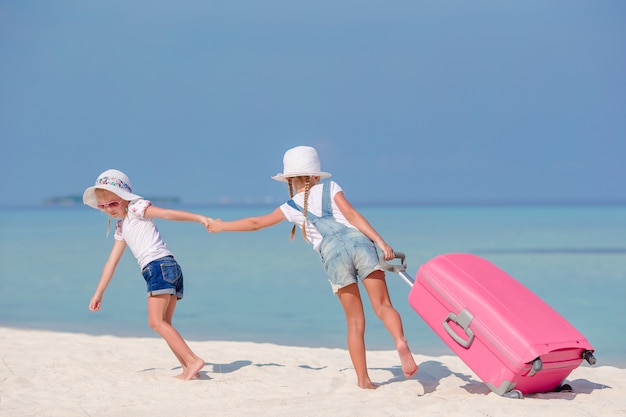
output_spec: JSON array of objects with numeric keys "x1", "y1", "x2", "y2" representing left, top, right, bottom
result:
[
  {"x1": 271, "y1": 146, "x2": 332, "y2": 182},
  {"x1": 82, "y1": 169, "x2": 143, "y2": 208}
]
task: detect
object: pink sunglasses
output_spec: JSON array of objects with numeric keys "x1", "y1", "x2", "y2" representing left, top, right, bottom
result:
[{"x1": 97, "y1": 200, "x2": 122, "y2": 210}]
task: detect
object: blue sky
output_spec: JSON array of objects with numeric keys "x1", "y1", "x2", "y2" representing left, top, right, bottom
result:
[{"x1": 1, "y1": 1, "x2": 625, "y2": 207}]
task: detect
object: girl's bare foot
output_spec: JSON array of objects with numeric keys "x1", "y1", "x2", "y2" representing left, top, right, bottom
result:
[
  {"x1": 358, "y1": 378, "x2": 379, "y2": 390},
  {"x1": 174, "y1": 372, "x2": 201, "y2": 380},
  {"x1": 397, "y1": 339, "x2": 418, "y2": 378},
  {"x1": 182, "y1": 357, "x2": 205, "y2": 381},
  {"x1": 174, "y1": 357, "x2": 205, "y2": 380}
]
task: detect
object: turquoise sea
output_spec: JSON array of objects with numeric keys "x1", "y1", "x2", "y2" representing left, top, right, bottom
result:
[{"x1": 1, "y1": 204, "x2": 624, "y2": 367}]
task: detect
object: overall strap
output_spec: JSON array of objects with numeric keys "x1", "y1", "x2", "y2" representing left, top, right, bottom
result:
[
  {"x1": 287, "y1": 199, "x2": 303, "y2": 214},
  {"x1": 287, "y1": 199, "x2": 320, "y2": 222},
  {"x1": 320, "y1": 181, "x2": 333, "y2": 217}
]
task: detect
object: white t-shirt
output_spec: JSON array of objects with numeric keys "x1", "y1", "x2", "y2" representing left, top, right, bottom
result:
[
  {"x1": 279, "y1": 181, "x2": 357, "y2": 251},
  {"x1": 114, "y1": 199, "x2": 174, "y2": 269}
]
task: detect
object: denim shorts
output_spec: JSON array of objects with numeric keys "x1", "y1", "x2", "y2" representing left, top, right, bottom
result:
[
  {"x1": 141, "y1": 256, "x2": 184, "y2": 299},
  {"x1": 318, "y1": 228, "x2": 383, "y2": 294}
]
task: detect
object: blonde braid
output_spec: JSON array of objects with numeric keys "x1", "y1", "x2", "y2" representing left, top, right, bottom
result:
[
  {"x1": 301, "y1": 177, "x2": 310, "y2": 241},
  {"x1": 287, "y1": 178, "x2": 297, "y2": 240},
  {"x1": 287, "y1": 176, "x2": 312, "y2": 241}
]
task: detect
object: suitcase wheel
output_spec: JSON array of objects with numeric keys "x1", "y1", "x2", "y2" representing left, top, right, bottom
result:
[
  {"x1": 555, "y1": 383, "x2": 573, "y2": 393},
  {"x1": 583, "y1": 350, "x2": 597, "y2": 365},
  {"x1": 502, "y1": 389, "x2": 523, "y2": 399}
]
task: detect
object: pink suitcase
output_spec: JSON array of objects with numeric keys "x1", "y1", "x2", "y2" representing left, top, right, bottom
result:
[{"x1": 383, "y1": 253, "x2": 596, "y2": 398}]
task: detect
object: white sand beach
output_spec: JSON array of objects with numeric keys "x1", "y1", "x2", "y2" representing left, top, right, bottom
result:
[{"x1": 1, "y1": 326, "x2": 624, "y2": 417}]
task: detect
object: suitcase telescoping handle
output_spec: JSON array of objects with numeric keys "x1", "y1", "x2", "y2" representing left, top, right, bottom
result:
[{"x1": 379, "y1": 252, "x2": 415, "y2": 287}]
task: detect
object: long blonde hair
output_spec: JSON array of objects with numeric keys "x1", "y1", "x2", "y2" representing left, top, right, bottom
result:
[{"x1": 287, "y1": 176, "x2": 312, "y2": 241}]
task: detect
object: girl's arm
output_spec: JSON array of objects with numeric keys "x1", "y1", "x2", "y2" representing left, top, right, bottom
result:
[
  {"x1": 334, "y1": 191, "x2": 395, "y2": 260},
  {"x1": 89, "y1": 239, "x2": 126, "y2": 311},
  {"x1": 144, "y1": 205, "x2": 212, "y2": 230},
  {"x1": 208, "y1": 207, "x2": 286, "y2": 232}
]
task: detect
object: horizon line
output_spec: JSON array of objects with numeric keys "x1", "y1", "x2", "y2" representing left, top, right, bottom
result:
[{"x1": 3, "y1": 198, "x2": 626, "y2": 210}]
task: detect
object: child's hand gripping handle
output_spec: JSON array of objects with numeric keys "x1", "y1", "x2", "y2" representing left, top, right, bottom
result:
[{"x1": 379, "y1": 252, "x2": 415, "y2": 287}]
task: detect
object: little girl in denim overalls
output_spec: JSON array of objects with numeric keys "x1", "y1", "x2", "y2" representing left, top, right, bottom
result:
[{"x1": 208, "y1": 146, "x2": 419, "y2": 389}]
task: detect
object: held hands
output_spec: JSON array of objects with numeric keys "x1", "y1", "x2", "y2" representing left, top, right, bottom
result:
[
  {"x1": 198, "y1": 215, "x2": 213, "y2": 231},
  {"x1": 198, "y1": 215, "x2": 228, "y2": 233},
  {"x1": 206, "y1": 218, "x2": 225, "y2": 233}
]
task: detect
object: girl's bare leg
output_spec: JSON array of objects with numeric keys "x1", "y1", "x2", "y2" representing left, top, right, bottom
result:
[
  {"x1": 363, "y1": 271, "x2": 418, "y2": 378},
  {"x1": 162, "y1": 295, "x2": 202, "y2": 379},
  {"x1": 147, "y1": 294, "x2": 204, "y2": 380},
  {"x1": 336, "y1": 283, "x2": 378, "y2": 389}
]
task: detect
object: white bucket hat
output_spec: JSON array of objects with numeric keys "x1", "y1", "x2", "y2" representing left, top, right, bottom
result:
[
  {"x1": 82, "y1": 169, "x2": 143, "y2": 209},
  {"x1": 271, "y1": 146, "x2": 332, "y2": 182}
]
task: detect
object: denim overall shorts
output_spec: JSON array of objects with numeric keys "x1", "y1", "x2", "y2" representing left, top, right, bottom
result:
[{"x1": 287, "y1": 182, "x2": 382, "y2": 294}]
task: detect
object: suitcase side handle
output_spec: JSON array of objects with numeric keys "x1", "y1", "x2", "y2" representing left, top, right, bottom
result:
[{"x1": 443, "y1": 309, "x2": 475, "y2": 349}]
